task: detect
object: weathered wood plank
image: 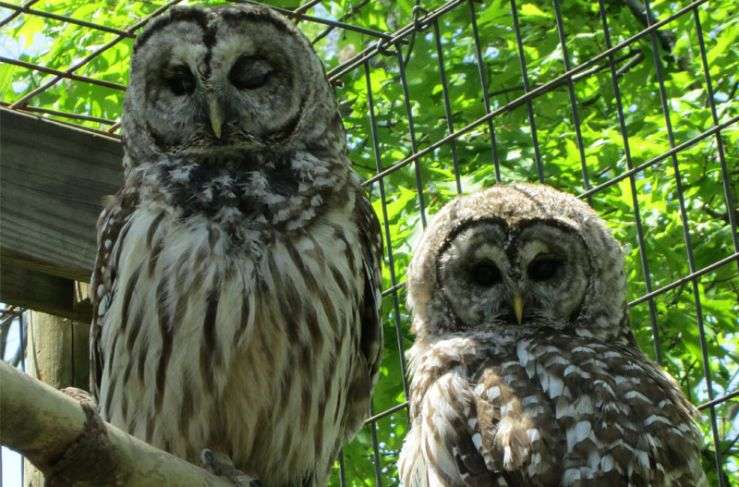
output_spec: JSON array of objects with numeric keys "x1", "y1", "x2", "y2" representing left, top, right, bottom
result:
[
  {"x1": 0, "y1": 260, "x2": 92, "y2": 323},
  {"x1": 0, "y1": 107, "x2": 123, "y2": 282}
]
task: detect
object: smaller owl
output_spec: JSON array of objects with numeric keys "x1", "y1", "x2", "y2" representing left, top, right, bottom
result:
[{"x1": 398, "y1": 184, "x2": 707, "y2": 486}]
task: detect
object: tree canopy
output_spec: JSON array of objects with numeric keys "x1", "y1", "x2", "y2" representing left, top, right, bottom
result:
[{"x1": 0, "y1": 0, "x2": 736, "y2": 484}]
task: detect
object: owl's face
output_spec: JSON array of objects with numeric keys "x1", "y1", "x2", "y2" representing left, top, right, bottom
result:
[
  {"x1": 123, "y1": 5, "x2": 340, "y2": 162},
  {"x1": 120, "y1": 5, "x2": 350, "y2": 232},
  {"x1": 437, "y1": 219, "x2": 590, "y2": 328},
  {"x1": 408, "y1": 184, "x2": 632, "y2": 344}
]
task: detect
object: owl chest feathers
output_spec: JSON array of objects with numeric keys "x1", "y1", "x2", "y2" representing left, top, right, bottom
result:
[
  {"x1": 402, "y1": 331, "x2": 705, "y2": 486},
  {"x1": 98, "y1": 195, "x2": 367, "y2": 481}
]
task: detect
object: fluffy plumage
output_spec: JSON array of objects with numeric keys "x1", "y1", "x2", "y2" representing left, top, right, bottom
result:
[
  {"x1": 399, "y1": 184, "x2": 706, "y2": 486},
  {"x1": 90, "y1": 5, "x2": 382, "y2": 485}
]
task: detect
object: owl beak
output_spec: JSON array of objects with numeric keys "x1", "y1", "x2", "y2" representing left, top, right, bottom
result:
[
  {"x1": 513, "y1": 294, "x2": 524, "y2": 325},
  {"x1": 207, "y1": 96, "x2": 223, "y2": 139}
]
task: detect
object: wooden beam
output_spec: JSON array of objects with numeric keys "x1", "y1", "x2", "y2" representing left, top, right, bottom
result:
[
  {"x1": 0, "y1": 260, "x2": 92, "y2": 323},
  {"x1": 0, "y1": 107, "x2": 123, "y2": 283}
]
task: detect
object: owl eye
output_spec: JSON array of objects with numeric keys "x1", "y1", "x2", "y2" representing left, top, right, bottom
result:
[
  {"x1": 164, "y1": 65, "x2": 195, "y2": 96},
  {"x1": 469, "y1": 260, "x2": 502, "y2": 287},
  {"x1": 229, "y1": 56, "x2": 274, "y2": 90},
  {"x1": 528, "y1": 256, "x2": 563, "y2": 281}
]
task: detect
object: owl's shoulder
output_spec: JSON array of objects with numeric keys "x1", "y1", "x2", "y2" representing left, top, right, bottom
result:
[{"x1": 90, "y1": 189, "x2": 139, "y2": 397}]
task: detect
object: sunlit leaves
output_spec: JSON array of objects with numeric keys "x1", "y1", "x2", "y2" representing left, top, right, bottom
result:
[{"x1": 1, "y1": 0, "x2": 736, "y2": 484}]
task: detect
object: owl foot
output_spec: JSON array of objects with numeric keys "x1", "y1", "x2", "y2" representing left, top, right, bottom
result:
[
  {"x1": 45, "y1": 388, "x2": 115, "y2": 486},
  {"x1": 61, "y1": 386, "x2": 97, "y2": 408},
  {"x1": 200, "y1": 449, "x2": 262, "y2": 487}
]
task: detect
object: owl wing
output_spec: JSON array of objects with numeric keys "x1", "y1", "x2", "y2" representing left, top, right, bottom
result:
[
  {"x1": 89, "y1": 191, "x2": 137, "y2": 400},
  {"x1": 400, "y1": 349, "x2": 560, "y2": 487},
  {"x1": 399, "y1": 371, "x2": 536, "y2": 486},
  {"x1": 593, "y1": 340, "x2": 708, "y2": 486},
  {"x1": 339, "y1": 191, "x2": 383, "y2": 438},
  {"x1": 400, "y1": 369, "x2": 481, "y2": 486},
  {"x1": 400, "y1": 336, "x2": 570, "y2": 487},
  {"x1": 355, "y1": 190, "x2": 383, "y2": 386},
  {"x1": 518, "y1": 333, "x2": 708, "y2": 486}
]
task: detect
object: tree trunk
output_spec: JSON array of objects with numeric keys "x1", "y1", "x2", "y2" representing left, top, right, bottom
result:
[{"x1": 23, "y1": 310, "x2": 89, "y2": 487}]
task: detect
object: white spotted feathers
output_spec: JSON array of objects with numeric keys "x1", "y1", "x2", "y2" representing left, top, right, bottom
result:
[{"x1": 399, "y1": 184, "x2": 707, "y2": 486}]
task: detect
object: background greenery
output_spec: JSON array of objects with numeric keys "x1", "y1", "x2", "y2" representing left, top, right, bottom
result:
[{"x1": 1, "y1": 0, "x2": 736, "y2": 485}]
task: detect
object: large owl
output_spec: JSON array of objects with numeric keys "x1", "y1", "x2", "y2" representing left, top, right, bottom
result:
[
  {"x1": 89, "y1": 4, "x2": 382, "y2": 485},
  {"x1": 398, "y1": 184, "x2": 706, "y2": 486}
]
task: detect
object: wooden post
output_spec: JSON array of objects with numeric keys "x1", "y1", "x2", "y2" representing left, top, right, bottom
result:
[{"x1": 23, "y1": 284, "x2": 89, "y2": 487}]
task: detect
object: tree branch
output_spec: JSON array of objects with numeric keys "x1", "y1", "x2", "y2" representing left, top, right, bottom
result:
[
  {"x1": 0, "y1": 361, "x2": 230, "y2": 486},
  {"x1": 621, "y1": 0, "x2": 675, "y2": 53}
]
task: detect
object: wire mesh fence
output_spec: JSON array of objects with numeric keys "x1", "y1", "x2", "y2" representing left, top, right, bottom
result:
[
  {"x1": 0, "y1": 306, "x2": 27, "y2": 486},
  {"x1": 1, "y1": 0, "x2": 737, "y2": 485}
]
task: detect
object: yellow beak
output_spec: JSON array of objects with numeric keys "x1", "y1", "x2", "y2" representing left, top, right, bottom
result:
[
  {"x1": 513, "y1": 294, "x2": 524, "y2": 325},
  {"x1": 207, "y1": 96, "x2": 223, "y2": 139}
]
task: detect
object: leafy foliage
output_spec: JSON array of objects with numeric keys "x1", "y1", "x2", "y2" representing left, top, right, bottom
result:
[{"x1": 1, "y1": 0, "x2": 736, "y2": 485}]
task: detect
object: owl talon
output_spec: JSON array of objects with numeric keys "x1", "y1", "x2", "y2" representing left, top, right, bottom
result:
[
  {"x1": 61, "y1": 387, "x2": 97, "y2": 408},
  {"x1": 45, "y1": 387, "x2": 116, "y2": 485},
  {"x1": 200, "y1": 449, "x2": 261, "y2": 487}
]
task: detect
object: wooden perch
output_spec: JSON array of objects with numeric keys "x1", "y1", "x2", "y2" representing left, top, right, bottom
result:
[{"x1": 0, "y1": 361, "x2": 230, "y2": 486}]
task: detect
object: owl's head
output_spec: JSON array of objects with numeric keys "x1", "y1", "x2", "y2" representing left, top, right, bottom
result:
[
  {"x1": 122, "y1": 4, "x2": 342, "y2": 164},
  {"x1": 407, "y1": 184, "x2": 632, "y2": 344}
]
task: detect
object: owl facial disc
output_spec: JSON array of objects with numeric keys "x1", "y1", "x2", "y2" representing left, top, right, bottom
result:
[
  {"x1": 123, "y1": 4, "x2": 342, "y2": 164},
  {"x1": 408, "y1": 184, "x2": 631, "y2": 344}
]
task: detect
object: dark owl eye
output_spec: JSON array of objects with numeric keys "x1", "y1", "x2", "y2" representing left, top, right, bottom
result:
[
  {"x1": 164, "y1": 65, "x2": 195, "y2": 96},
  {"x1": 528, "y1": 256, "x2": 563, "y2": 281},
  {"x1": 229, "y1": 56, "x2": 273, "y2": 90},
  {"x1": 469, "y1": 260, "x2": 502, "y2": 287}
]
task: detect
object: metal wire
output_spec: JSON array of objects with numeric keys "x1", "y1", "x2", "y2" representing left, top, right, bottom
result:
[
  {"x1": 466, "y1": 0, "x2": 501, "y2": 183},
  {"x1": 552, "y1": 0, "x2": 589, "y2": 197},
  {"x1": 0, "y1": 56, "x2": 127, "y2": 91},
  {"x1": 0, "y1": 306, "x2": 26, "y2": 486},
  {"x1": 368, "y1": 403, "x2": 383, "y2": 486},
  {"x1": 1, "y1": 0, "x2": 737, "y2": 484},
  {"x1": 6, "y1": 104, "x2": 118, "y2": 125},
  {"x1": 691, "y1": 7, "x2": 739, "y2": 263},
  {"x1": 395, "y1": 43, "x2": 428, "y2": 228},
  {"x1": 579, "y1": 115, "x2": 738, "y2": 199},
  {"x1": 0, "y1": 0, "x2": 40, "y2": 29},
  {"x1": 642, "y1": 1, "x2": 723, "y2": 479},
  {"x1": 310, "y1": 0, "x2": 369, "y2": 45},
  {"x1": 628, "y1": 252, "x2": 739, "y2": 308},
  {"x1": 0, "y1": 1, "x2": 134, "y2": 37},
  {"x1": 362, "y1": 0, "x2": 712, "y2": 188},
  {"x1": 364, "y1": 61, "x2": 411, "y2": 406},
  {"x1": 240, "y1": 0, "x2": 394, "y2": 39},
  {"x1": 327, "y1": 0, "x2": 467, "y2": 81},
  {"x1": 8, "y1": 0, "x2": 185, "y2": 109},
  {"x1": 509, "y1": 0, "x2": 544, "y2": 181},
  {"x1": 596, "y1": 0, "x2": 662, "y2": 365},
  {"x1": 431, "y1": 18, "x2": 462, "y2": 194}
]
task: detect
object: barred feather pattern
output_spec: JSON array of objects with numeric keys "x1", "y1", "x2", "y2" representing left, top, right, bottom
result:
[
  {"x1": 399, "y1": 331, "x2": 707, "y2": 487},
  {"x1": 91, "y1": 176, "x2": 381, "y2": 486},
  {"x1": 399, "y1": 185, "x2": 707, "y2": 487},
  {"x1": 90, "y1": 5, "x2": 383, "y2": 484}
]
